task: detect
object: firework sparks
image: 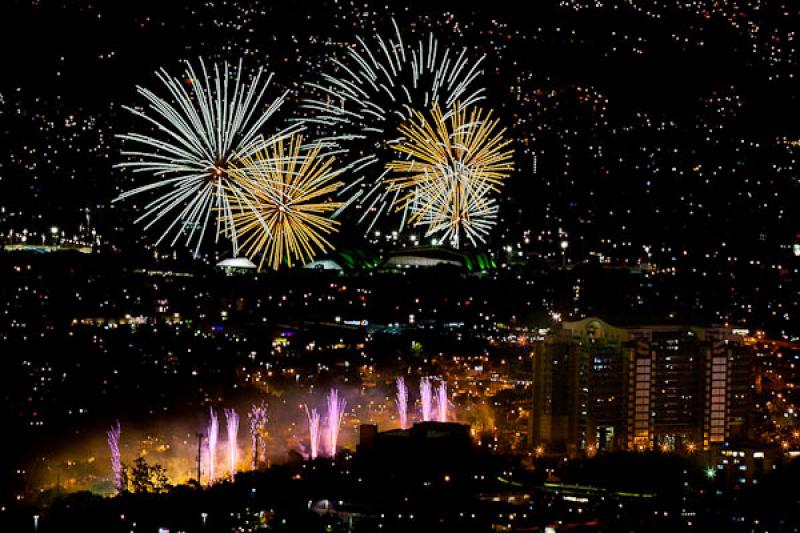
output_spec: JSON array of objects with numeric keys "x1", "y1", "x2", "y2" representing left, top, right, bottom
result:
[
  {"x1": 224, "y1": 408, "x2": 239, "y2": 478},
  {"x1": 420, "y1": 377, "x2": 434, "y2": 422},
  {"x1": 225, "y1": 134, "x2": 344, "y2": 270},
  {"x1": 396, "y1": 377, "x2": 409, "y2": 429},
  {"x1": 248, "y1": 402, "x2": 268, "y2": 469},
  {"x1": 301, "y1": 20, "x2": 486, "y2": 231},
  {"x1": 106, "y1": 420, "x2": 122, "y2": 494},
  {"x1": 386, "y1": 103, "x2": 514, "y2": 247},
  {"x1": 436, "y1": 380, "x2": 448, "y2": 422},
  {"x1": 305, "y1": 406, "x2": 321, "y2": 460},
  {"x1": 115, "y1": 59, "x2": 294, "y2": 255},
  {"x1": 326, "y1": 389, "x2": 347, "y2": 457},
  {"x1": 407, "y1": 172, "x2": 499, "y2": 248},
  {"x1": 207, "y1": 407, "x2": 219, "y2": 485}
]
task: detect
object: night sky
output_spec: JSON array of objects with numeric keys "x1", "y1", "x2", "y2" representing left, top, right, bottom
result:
[{"x1": 1, "y1": 0, "x2": 797, "y2": 260}]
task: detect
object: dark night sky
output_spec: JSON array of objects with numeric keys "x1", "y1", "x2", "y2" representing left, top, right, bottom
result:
[{"x1": 0, "y1": 0, "x2": 798, "y2": 260}]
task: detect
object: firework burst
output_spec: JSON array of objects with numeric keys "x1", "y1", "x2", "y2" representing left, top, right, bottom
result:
[
  {"x1": 115, "y1": 59, "x2": 294, "y2": 255},
  {"x1": 301, "y1": 20, "x2": 486, "y2": 231},
  {"x1": 386, "y1": 103, "x2": 514, "y2": 247},
  {"x1": 224, "y1": 134, "x2": 344, "y2": 270},
  {"x1": 406, "y1": 171, "x2": 499, "y2": 248}
]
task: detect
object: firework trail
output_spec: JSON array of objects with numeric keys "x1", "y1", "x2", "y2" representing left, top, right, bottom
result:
[
  {"x1": 326, "y1": 389, "x2": 347, "y2": 457},
  {"x1": 106, "y1": 420, "x2": 122, "y2": 494},
  {"x1": 115, "y1": 58, "x2": 295, "y2": 255},
  {"x1": 436, "y1": 380, "x2": 448, "y2": 422},
  {"x1": 301, "y1": 20, "x2": 486, "y2": 231},
  {"x1": 207, "y1": 407, "x2": 219, "y2": 485},
  {"x1": 420, "y1": 377, "x2": 434, "y2": 422},
  {"x1": 224, "y1": 134, "x2": 344, "y2": 270},
  {"x1": 224, "y1": 408, "x2": 239, "y2": 478},
  {"x1": 305, "y1": 406, "x2": 321, "y2": 459},
  {"x1": 386, "y1": 103, "x2": 513, "y2": 247},
  {"x1": 248, "y1": 402, "x2": 268, "y2": 469},
  {"x1": 396, "y1": 377, "x2": 409, "y2": 429}
]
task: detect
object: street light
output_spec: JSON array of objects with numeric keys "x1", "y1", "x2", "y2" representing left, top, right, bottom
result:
[{"x1": 560, "y1": 240, "x2": 569, "y2": 268}]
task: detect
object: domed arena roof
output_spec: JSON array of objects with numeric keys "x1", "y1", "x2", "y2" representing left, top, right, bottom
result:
[{"x1": 216, "y1": 257, "x2": 257, "y2": 269}]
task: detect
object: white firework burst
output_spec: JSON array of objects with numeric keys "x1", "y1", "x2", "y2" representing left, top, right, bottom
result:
[
  {"x1": 300, "y1": 20, "x2": 486, "y2": 232},
  {"x1": 115, "y1": 59, "x2": 296, "y2": 255},
  {"x1": 409, "y1": 167, "x2": 499, "y2": 248}
]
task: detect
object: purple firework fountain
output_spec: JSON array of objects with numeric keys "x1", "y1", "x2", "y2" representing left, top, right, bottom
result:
[
  {"x1": 207, "y1": 408, "x2": 219, "y2": 485},
  {"x1": 106, "y1": 420, "x2": 122, "y2": 494},
  {"x1": 305, "y1": 406, "x2": 321, "y2": 459},
  {"x1": 326, "y1": 389, "x2": 347, "y2": 457},
  {"x1": 249, "y1": 402, "x2": 268, "y2": 469},
  {"x1": 224, "y1": 408, "x2": 239, "y2": 478},
  {"x1": 436, "y1": 380, "x2": 448, "y2": 422},
  {"x1": 420, "y1": 377, "x2": 434, "y2": 422},
  {"x1": 396, "y1": 377, "x2": 409, "y2": 429}
]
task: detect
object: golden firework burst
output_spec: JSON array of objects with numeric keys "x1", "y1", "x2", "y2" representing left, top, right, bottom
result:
[
  {"x1": 224, "y1": 135, "x2": 344, "y2": 270},
  {"x1": 386, "y1": 103, "x2": 514, "y2": 246}
]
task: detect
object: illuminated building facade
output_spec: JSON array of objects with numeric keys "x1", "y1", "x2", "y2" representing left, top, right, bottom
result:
[{"x1": 531, "y1": 318, "x2": 754, "y2": 454}]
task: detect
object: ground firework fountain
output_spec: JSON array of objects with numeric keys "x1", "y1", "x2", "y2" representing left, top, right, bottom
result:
[
  {"x1": 224, "y1": 408, "x2": 239, "y2": 478},
  {"x1": 396, "y1": 377, "x2": 409, "y2": 429},
  {"x1": 326, "y1": 389, "x2": 347, "y2": 457},
  {"x1": 420, "y1": 377, "x2": 434, "y2": 421},
  {"x1": 306, "y1": 406, "x2": 321, "y2": 459},
  {"x1": 249, "y1": 402, "x2": 268, "y2": 469},
  {"x1": 207, "y1": 408, "x2": 219, "y2": 485},
  {"x1": 106, "y1": 420, "x2": 122, "y2": 494},
  {"x1": 437, "y1": 380, "x2": 448, "y2": 422}
]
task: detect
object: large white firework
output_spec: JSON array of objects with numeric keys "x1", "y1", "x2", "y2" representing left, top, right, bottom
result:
[
  {"x1": 115, "y1": 59, "x2": 294, "y2": 255},
  {"x1": 300, "y1": 20, "x2": 486, "y2": 231}
]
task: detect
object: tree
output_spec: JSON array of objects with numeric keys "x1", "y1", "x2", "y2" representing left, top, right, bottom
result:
[{"x1": 128, "y1": 457, "x2": 170, "y2": 493}]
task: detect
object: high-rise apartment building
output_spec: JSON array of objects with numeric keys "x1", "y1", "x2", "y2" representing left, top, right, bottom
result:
[{"x1": 530, "y1": 318, "x2": 753, "y2": 455}]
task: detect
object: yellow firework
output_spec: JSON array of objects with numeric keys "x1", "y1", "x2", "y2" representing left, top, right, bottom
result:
[
  {"x1": 386, "y1": 103, "x2": 514, "y2": 246},
  {"x1": 225, "y1": 135, "x2": 344, "y2": 270}
]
